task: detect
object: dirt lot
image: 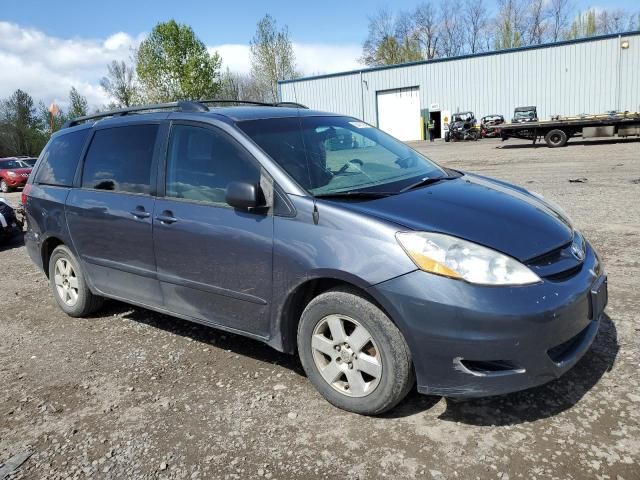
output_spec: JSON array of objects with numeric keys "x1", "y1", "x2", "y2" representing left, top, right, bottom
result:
[{"x1": 1, "y1": 137, "x2": 639, "y2": 479}]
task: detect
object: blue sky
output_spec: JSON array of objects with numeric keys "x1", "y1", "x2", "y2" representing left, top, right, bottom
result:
[
  {"x1": 4, "y1": 0, "x2": 638, "y2": 45},
  {"x1": 1, "y1": 0, "x2": 638, "y2": 109}
]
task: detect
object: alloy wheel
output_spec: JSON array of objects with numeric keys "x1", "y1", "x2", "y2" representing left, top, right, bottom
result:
[
  {"x1": 310, "y1": 314, "x2": 382, "y2": 397},
  {"x1": 54, "y1": 258, "x2": 79, "y2": 307}
]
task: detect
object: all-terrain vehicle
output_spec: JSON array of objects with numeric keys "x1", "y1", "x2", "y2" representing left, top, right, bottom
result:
[
  {"x1": 444, "y1": 112, "x2": 479, "y2": 142},
  {"x1": 480, "y1": 114, "x2": 505, "y2": 138}
]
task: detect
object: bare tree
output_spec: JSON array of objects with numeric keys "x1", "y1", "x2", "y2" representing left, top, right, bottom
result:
[
  {"x1": 462, "y1": 0, "x2": 489, "y2": 53},
  {"x1": 219, "y1": 68, "x2": 264, "y2": 102},
  {"x1": 439, "y1": 0, "x2": 465, "y2": 57},
  {"x1": 250, "y1": 14, "x2": 299, "y2": 102},
  {"x1": 362, "y1": 8, "x2": 423, "y2": 65},
  {"x1": 100, "y1": 60, "x2": 138, "y2": 107},
  {"x1": 527, "y1": 0, "x2": 548, "y2": 45},
  {"x1": 548, "y1": 0, "x2": 572, "y2": 41},
  {"x1": 597, "y1": 9, "x2": 627, "y2": 34},
  {"x1": 414, "y1": 2, "x2": 440, "y2": 58}
]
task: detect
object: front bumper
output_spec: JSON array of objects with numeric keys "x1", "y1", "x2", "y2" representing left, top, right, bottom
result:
[{"x1": 370, "y1": 243, "x2": 606, "y2": 398}]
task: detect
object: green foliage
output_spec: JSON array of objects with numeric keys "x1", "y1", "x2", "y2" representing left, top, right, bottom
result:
[
  {"x1": 250, "y1": 14, "x2": 299, "y2": 102},
  {"x1": 100, "y1": 60, "x2": 139, "y2": 107},
  {"x1": 0, "y1": 89, "x2": 48, "y2": 157},
  {"x1": 136, "y1": 19, "x2": 222, "y2": 102},
  {"x1": 565, "y1": 10, "x2": 598, "y2": 40},
  {"x1": 68, "y1": 87, "x2": 88, "y2": 119}
]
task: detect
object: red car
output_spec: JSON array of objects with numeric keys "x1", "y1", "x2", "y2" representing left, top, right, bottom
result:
[{"x1": 0, "y1": 158, "x2": 32, "y2": 193}]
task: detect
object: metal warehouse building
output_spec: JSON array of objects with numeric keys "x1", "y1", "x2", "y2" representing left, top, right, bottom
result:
[{"x1": 279, "y1": 32, "x2": 640, "y2": 141}]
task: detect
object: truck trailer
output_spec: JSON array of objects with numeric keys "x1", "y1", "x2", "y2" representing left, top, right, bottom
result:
[{"x1": 498, "y1": 110, "x2": 640, "y2": 147}]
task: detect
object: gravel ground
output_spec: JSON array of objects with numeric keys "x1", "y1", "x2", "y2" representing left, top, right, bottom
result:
[{"x1": 1, "y1": 137, "x2": 639, "y2": 479}]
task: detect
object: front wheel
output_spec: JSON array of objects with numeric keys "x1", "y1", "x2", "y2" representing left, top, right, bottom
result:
[
  {"x1": 0, "y1": 179, "x2": 11, "y2": 193},
  {"x1": 49, "y1": 245, "x2": 104, "y2": 317},
  {"x1": 297, "y1": 287, "x2": 414, "y2": 415}
]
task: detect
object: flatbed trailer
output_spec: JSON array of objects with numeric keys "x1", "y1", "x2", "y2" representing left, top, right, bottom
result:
[{"x1": 498, "y1": 111, "x2": 640, "y2": 147}]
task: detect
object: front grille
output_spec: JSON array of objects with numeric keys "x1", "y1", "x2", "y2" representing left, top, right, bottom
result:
[{"x1": 526, "y1": 234, "x2": 586, "y2": 281}]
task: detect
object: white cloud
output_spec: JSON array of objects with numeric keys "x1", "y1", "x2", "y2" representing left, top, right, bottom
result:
[
  {"x1": 209, "y1": 42, "x2": 362, "y2": 77},
  {"x1": 0, "y1": 21, "x2": 362, "y2": 111},
  {"x1": 0, "y1": 22, "x2": 143, "y2": 110}
]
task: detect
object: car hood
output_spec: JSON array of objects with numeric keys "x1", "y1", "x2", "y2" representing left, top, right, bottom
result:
[{"x1": 336, "y1": 174, "x2": 573, "y2": 262}]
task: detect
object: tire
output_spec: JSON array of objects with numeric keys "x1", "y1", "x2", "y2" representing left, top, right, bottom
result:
[
  {"x1": 297, "y1": 287, "x2": 414, "y2": 415},
  {"x1": 545, "y1": 129, "x2": 568, "y2": 148},
  {"x1": 48, "y1": 245, "x2": 103, "y2": 317},
  {"x1": 0, "y1": 179, "x2": 11, "y2": 193},
  {"x1": 444, "y1": 132, "x2": 450, "y2": 142}
]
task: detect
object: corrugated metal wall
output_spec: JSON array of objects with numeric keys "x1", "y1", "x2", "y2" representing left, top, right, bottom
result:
[{"x1": 280, "y1": 33, "x2": 640, "y2": 125}]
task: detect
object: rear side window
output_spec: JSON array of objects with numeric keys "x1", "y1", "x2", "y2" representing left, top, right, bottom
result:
[
  {"x1": 82, "y1": 125, "x2": 158, "y2": 194},
  {"x1": 34, "y1": 129, "x2": 89, "y2": 186}
]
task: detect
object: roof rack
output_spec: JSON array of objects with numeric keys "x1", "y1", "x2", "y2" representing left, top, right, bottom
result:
[{"x1": 62, "y1": 99, "x2": 309, "y2": 129}]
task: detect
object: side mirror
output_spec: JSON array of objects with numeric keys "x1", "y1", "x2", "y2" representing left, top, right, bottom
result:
[{"x1": 225, "y1": 181, "x2": 264, "y2": 210}]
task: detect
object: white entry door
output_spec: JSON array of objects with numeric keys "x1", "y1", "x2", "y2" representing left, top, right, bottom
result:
[{"x1": 376, "y1": 87, "x2": 421, "y2": 141}]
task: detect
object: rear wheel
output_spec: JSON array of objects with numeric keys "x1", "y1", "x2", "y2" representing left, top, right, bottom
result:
[
  {"x1": 0, "y1": 179, "x2": 11, "y2": 193},
  {"x1": 297, "y1": 287, "x2": 414, "y2": 415},
  {"x1": 49, "y1": 245, "x2": 103, "y2": 317},
  {"x1": 545, "y1": 129, "x2": 568, "y2": 148}
]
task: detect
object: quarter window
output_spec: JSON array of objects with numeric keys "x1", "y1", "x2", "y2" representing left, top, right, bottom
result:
[
  {"x1": 82, "y1": 124, "x2": 158, "y2": 194},
  {"x1": 34, "y1": 129, "x2": 90, "y2": 186},
  {"x1": 165, "y1": 124, "x2": 260, "y2": 205}
]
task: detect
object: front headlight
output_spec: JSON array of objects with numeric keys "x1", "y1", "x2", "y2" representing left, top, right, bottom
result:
[
  {"x1": 7, "y1": 171, "x2": 16, "y2": 177},
  {"x1": 396, "y1": 232, "x2": 541, "y2": 286}
]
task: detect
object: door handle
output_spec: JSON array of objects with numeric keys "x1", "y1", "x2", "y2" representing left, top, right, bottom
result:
[
  {"x1": 130, "y1": 208, "x2": 151, "y2": 219},
  {"x1": 156, "y1": 211, "x2": 177, "y2": 224}
]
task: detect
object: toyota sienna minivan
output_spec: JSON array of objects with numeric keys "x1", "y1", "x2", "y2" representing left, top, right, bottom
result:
[{"x1": 23, "y1": 100, "x2": 607, "y2": 415}]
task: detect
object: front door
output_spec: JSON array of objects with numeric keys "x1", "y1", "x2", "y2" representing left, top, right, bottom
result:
[
  {"x1": 66, "y1": 122, "x2": 162, "y2": 305},
  {"x1": 153, "y1": 122, "x2": 274, "y2": 336}
]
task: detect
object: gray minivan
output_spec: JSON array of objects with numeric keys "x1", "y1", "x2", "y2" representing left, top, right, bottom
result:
[{"x1": 24, "y1": 101, "x2": 607, "y2": 415}]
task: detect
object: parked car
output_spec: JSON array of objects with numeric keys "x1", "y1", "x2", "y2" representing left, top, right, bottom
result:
[
  {"x1": 0, "y1": 197, "x2": 21, "y2": 239},
  {"x1": 0, "y1": 158, "x2": 32, "y2": 192},
  {"x1": 20, "y1": 157, "x2": 38, "y2": 168},
  {"x1": 23, "y1": 100, "x2": 607, "y2": 415}
]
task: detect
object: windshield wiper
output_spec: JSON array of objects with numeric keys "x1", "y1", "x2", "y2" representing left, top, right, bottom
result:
[
  {"x1": 314, "y1": 191, "x2": 395, "y2": 199},
  {"x1": 400, "y1": 175, "x2": 457, "y2": 193}
]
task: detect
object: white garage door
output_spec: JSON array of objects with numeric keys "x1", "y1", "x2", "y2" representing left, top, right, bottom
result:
[{"x1": 376, "y1": 87, "x2": 421, "y2": 141}]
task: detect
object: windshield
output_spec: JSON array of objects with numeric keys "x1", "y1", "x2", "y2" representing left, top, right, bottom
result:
[
  {"x1": 452, "y1": 113, "x2": 473, "y2": 122},
  {"x1": 238, "y1": 116, "x2": 445, "y2": 195},
  {"x1": 514, "y1": 110, "x2": 536, "y2": 119},
  {"x1": 0, "y1": 160, "x2": 28, "y2": 170}
]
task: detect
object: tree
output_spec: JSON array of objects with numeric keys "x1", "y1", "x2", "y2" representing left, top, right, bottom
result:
[
  {"x1": 219, "y1": 68, "x2": 264, "y2": 102},
  {"x1": 439, "y1": 1, "x2": 465, "y2": 57},
  {"x1": 565, "y1": 10, "x2": 597, "y2": 39},
  {"x1": 68, "y1": 87, "x2": 88, "y2": 119},
  {"x1": 596, "y1": 9, "x2": 626, "y2": 34},
  {"x1": 250, "y1": 14, "x2": 299, "y2": 101},
  {"x1": 462, "y1": 0, "x2": 488, "y2": 53},
  {"x1": 548, "y1": 0, "x2": 572, "y2": 41},
  {"x1": 101, "y1": 60, "x2": 138, "y2": 107},
  {"x1": 494, "y1": 0, "x2": 526, "y2": 49},
  {"x1": 414, "y1": 2, "x2": 440, "y2": 59},
  {"x1": 526, "y1": 0, "x2": 548, "y2": 45},
  {"x1": 136, "y1": 20, "x2": 222, "y2": 102},
  {"x1": 0, "y1": 89, "x2": 47, "y2": 156}
]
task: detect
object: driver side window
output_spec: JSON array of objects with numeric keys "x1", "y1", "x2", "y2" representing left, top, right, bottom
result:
[{"x1": 166, "y1": 124, "x2": 260, "y2": 205}]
